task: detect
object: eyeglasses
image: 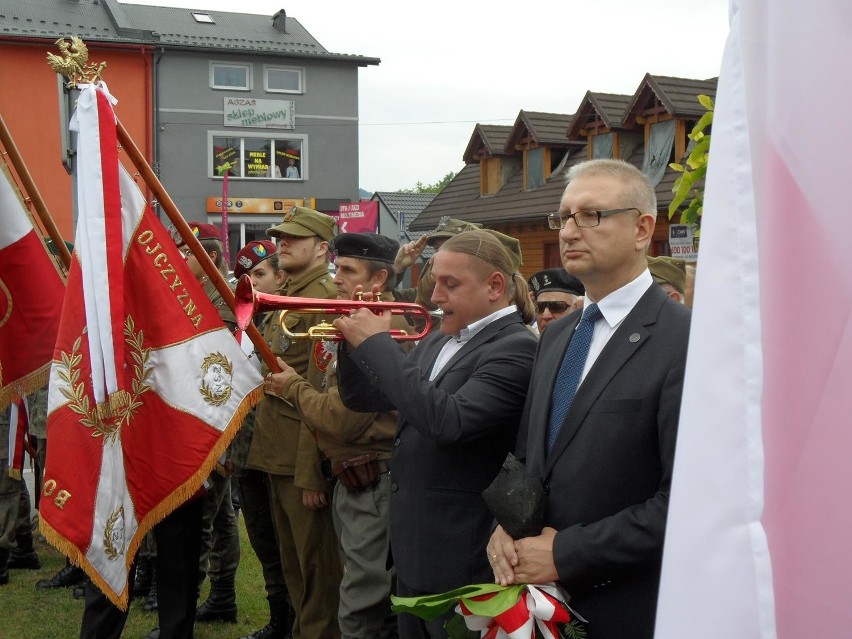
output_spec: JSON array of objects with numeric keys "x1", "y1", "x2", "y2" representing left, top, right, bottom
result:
[
  {"x1": 535, "y1": 300, "x2": 570, "y2": 314},
  {"x1": 546, "y1": 207, "x2": 640, "y2": 229}
]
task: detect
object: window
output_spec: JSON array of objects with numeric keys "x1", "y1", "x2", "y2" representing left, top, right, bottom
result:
[
  {"x1": 591, "y1": 132, "x2": 614, "y2": 159},
  {"x1": 210, "y1": 63, "x2": 251, "y2": 90},
  {"x1": 192, "y1": 12, "x2": 214, "y2": 23},
  {"x1": 525, "y1": 147, "x2": 545, "y2": 190},
  {"x1": 211, "y1": 133, "x2": 305, "y2": 180},
  {"x1": 265, "y1": 66, "x2": 304, "y2": 94}
]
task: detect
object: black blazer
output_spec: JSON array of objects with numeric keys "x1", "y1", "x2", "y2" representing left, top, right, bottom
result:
[
  {"x1": 518, "y1": 284, "x2": 690, "y2": 639},
  {"x1": 339, "y1": 311, "x2": 537, "y2": 593}
]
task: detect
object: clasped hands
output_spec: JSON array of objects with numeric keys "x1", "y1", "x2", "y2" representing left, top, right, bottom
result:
[
  {"x1": 487, "y1": 525, "x2": 560, "y2": 586},
  {"x1": 332, "y1": 284, "x2": 393, "y2": 348}
]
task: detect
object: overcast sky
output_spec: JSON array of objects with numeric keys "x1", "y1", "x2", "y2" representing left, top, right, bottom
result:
[{"x1": 125, "y1": 0, "x2": 731, "y2": 193}]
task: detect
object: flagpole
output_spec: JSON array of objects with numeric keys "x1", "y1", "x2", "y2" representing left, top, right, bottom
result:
[
  {"x1": 114, "y1": 119, "x2": 281, "y2": 372},
  {"x1": 0, "y1": 113, "x2": 73, "y2": 271}
]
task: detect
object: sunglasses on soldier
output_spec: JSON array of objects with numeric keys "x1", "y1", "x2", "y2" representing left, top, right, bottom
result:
[{"x1": 535, "y1": 300, "x2": 570, "y2": 314}]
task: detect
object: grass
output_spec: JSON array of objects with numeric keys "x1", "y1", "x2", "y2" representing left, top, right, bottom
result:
[{"x1": 0, "y1": 516, "x2": 272, "y2": 639}]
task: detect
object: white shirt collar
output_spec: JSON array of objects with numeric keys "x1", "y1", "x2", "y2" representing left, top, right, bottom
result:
[
  {"x1": 455, "y1": 305, "x2": 517, "y2": 343},
  {"x1": 588, "y1": 269, "x2": 653, "y2": 329}
]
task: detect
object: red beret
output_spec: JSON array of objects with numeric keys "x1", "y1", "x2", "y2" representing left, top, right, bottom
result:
[
  {"x1": 234, "y1": 240, "x2": 276, "y2": 278},
  {"x1": 173, "y1": 221, "x2": 221, "y2": 246}
]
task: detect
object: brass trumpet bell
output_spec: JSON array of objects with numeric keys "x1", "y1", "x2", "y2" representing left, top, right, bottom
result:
[{"x1": 234, "y1": 275, "x2": 432, "y2": 342}]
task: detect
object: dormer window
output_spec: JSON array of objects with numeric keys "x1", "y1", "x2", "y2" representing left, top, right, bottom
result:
[
  {"x1": 591, "y1": 132, "x2": 615, "y2": 159},
  {"x1": 641, "y1": 119, "x2": 676, "y2": 186},
  {"x1": 525, "y1": 147, "x2": 546, "y2": 190}
]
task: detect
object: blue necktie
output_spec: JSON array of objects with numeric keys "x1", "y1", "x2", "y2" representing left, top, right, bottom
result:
[{"x1": 546, "y1": 303, "x2": 603, "y2": 451}]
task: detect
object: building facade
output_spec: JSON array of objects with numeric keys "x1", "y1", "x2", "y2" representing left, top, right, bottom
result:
[{"x1": 0, "y1": 0, "x2": 378, "y2": 257}]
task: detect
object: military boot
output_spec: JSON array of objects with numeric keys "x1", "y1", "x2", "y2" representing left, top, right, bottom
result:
[
  {"x1": 196, "y1": 581, "x2": 237, "y2": 623},
  {"x1": 0, "y1": 548, "x2": 9, "y2": 585},
  {"x1": 8, "y1": 528, "x2": 40, "y2": 570},
  {"x1": 132, "y1": 557, "x2": 153, "y2": 598},
  {"x1": 142, "y1": 567, "x2": 158, "y2": 612},
  {"x1": 240, "y1": 597, "x2": 293, "y2": 639},
  {"x1": 36, "y1": 561, "x2": 85, "y2": 588}
]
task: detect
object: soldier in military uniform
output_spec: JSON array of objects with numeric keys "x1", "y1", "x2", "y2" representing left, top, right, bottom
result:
[
  {"x1": 266, "y1": 233, "x2": 411, "y2": 639},
  {"x1": 5, "y1": 388, "x2": 45, "y2": 575},
  {"x1": 245, "y1": 206, "x2": 343, "y2": 639},
  {"x1": 229, "y1": 240, "x2": 294, "y2": 639},
  {"x1": 0, "y1": 399, "x2": 35, "y2": 585},
  {"x1": 527, "y1": 268, "x2": 585, "y2": 335},
  {"x1": 175, "y1": 222, "x2": 242, "y2": 625}
]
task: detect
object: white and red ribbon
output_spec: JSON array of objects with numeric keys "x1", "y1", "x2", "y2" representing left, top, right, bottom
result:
[
  {"x1": 457, "y1": 584, "x2": 571, "y2": 639},
  {"x1": 69, "y1": 82, "x2": 125, "y2": 408}
]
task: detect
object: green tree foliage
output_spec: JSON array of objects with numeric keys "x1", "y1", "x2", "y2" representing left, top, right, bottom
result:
[
  {"x1": 400, "y1": 171, "x2": 456, "y2": 194},
  {"x1": 668, "y1": 94, "x2": 714, "y2": 225}
]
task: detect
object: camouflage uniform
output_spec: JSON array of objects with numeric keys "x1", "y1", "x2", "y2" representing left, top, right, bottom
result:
[
  {"x1": 246, "y1": 263, "x2": 343, "y2": 639},
  {"x1": 0, "y1": 391, "x2": 42, "y2": 582}
]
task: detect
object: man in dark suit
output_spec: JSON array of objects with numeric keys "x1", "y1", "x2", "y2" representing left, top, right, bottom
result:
[
  {"x1": 489, "y1": 159, "x2": 691, "y2": 639},
  {"x1": 334, "y1": 229, "x2": 538, "y2": 639}
]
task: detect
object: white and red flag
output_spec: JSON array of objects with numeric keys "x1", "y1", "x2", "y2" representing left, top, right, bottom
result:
[
  {"x1": 40, "y1": 83, "x2": 263, "y2": 609},
  {"x1": 657, "y1": 1, "x2": 852, "y2": 637},
  {"x1": 0, "y1": 164, "x2": 65, "y2": 410}
]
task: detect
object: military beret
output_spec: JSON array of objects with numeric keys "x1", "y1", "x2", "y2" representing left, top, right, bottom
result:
[
  {"x1": 234, "y1": 240, "x2": 276, "y2": 278},
  {"x1": 266, "y1": 206, "x2": 336, "y2": 242},
  {"x1": 172, "y1": 221, "x2": 221, "y2": 247},
  {"x1": 647, "y1": 255, "x2": 686, "y2": 295},
  {"x1": 528, "y1": 268, "x2": 585, "y2": 298},
  {"x1": 331, "y1": 232, "x2": 399, "y2": 264},
  {"x1": 427, "y1": 216, "x2": 483, "y2": 246}
]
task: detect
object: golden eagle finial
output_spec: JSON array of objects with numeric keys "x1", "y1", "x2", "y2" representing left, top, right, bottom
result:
[{"x1": 47, "y1": 36, "x2": 107, "y2": 86}]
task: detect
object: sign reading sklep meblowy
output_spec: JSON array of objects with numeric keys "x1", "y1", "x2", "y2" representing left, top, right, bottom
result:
[
  {"x1": 669, "y1": 223, "x2": 699, "y2": 262},
  {"x1": 224, "y1": 97, "x2": 295, "y2": 129}
]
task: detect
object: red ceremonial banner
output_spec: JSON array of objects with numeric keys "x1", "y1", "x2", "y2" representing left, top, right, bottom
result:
[
  {"x1": 0, "y1": 166, "x2": 65, "y2": 410},
  {"x1": 40, "y1": 83, "x2": 263, "y2": 610}
]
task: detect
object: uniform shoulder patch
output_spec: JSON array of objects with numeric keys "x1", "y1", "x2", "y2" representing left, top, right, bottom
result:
[{"x1": 312, "y1": 340, "x2": 336, "y2": 372}]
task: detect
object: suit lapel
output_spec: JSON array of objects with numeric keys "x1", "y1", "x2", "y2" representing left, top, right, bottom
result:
[
  {"x1": 414, "y1": 331, "x2": 452, "y2": 375},
  {"x1": 543, "y1": 286, "x2": 666, "y2": 474},
  {"x1": 431, "y1": 312, "x2": 521, "y2": 385}
]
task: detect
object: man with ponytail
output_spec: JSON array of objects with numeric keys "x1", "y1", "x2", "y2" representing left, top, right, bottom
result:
[{"x1": 334, "y1": 229, "x2": 537, "y2": 639}]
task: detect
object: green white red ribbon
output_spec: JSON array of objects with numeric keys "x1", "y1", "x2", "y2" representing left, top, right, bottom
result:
[{"x1": 391, "y1": 582, "x2": 571, "y2": 638}]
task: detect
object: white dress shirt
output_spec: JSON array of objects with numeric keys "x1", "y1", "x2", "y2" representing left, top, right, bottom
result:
[{"x1": 580, "y1": 269, "x2": 653, "y2": 383}]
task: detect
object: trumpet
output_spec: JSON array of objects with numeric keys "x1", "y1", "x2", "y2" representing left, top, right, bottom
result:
[{"x1": 234, "y1": 275, "x2": 433, "y2": 341}]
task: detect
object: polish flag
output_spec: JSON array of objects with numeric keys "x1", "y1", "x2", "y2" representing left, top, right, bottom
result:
[
  {"x1": 0, "y1": 165, "x2": 65, "y2": 410},
  {"x1": 656, "y1": 1, "x2": 852, "y2": 637},
  {"x1": 40, "y1": 83, "x2": 263, "y2": 609}
]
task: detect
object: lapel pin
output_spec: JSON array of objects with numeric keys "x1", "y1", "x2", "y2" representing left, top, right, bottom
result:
[{"x1": 629, "y1": 333, "x2": 641, "y2": 343}]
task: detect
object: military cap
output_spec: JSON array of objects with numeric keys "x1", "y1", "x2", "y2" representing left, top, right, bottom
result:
[
  {"x1": 234, "y1": 240, "x2": 276, "y2": 278},
  {"x1": 647, "y1": 255, "x2": 687, "y2": 295},
  {"x1": 483, "y1": 229, "x2": 523, "y2": 272},
  {"x1": 171, "y1": 221, "x2": 220, "y2": 247},
  {"x1": 528, "y1": 268, "x2": 585, "y2": 298},
  {"x1": 267, "y1": 206, "x2": 336, "y2": 242},
  {"x1": 427, "y1": 216, "x2": 483, "y2": 246},
  {"x1": 331, "y1": 233, "x2": 399, "y2": 264}
]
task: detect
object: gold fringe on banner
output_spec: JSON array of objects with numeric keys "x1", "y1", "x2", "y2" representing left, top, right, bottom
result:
[
  {"x1": 39, "y1": 382, "x2": 264, "y2": 611},
  {"x1": 0, "y1": 362, "x2": 51, "y2": 413}
]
